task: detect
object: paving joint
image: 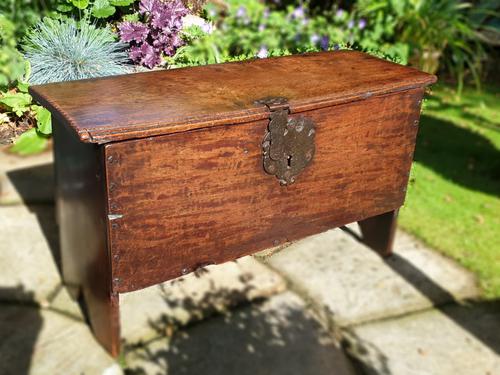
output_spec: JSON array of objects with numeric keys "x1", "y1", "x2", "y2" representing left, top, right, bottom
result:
[{"x1": 254, "y1": 256, "x2": 346, "y2": 342}]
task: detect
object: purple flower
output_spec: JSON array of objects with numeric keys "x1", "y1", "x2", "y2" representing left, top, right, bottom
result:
[
  {"x1": 129, "y1": 42, "x2": 161, "y2": 68},
  {"x1": 151, "y1": 30, "x2": 169, "y2": 47},
  {"x1": 310, "y1": 33, "x2": 320, "y2": 44},
  {"x1": 129, "y1": 45, "x2": 144, "y2": 61},
  {"x1": 335, "y1": 8, "x2": 344, "y2": 18},
  {"x1": 151, "y1": 10, "x2": 173, "y2": 29},
  {"x1": 358, "y1": 19, "x2": 367, "y2": 29},
  {"x1": 236, "y1": 6, "x2": 247, "y2": 19},
  {"x1": 118, "y1": 0, "x2": 189, "y2": 69},
  {"x1": 171, "y1": 33, "x2": 183, "y2": 47},
  {"x1": 153, "y1": 0, "x2": 187, "y2": 28},
  {"x1": 118, "y1": 21, "x2": 149, "y2": 43},
  {"x1": 320, "y1": 35, "x2": 329, "y2": 51},
  {"x1": 257, "y1": 46, "x2": 268, "y2": 58},
  {"x1": 163, "y1": 36, "x2": 182, "y2": 56},
  {"x1": 169, "y1": 0, "x2": 189, "y2": 15},
  {"x1": 235, "y1": 5, "x2": 250, "y2": 24},
  {"x1": 263, "y1": 8, "x2": 270, "y2": 19},
  {"x1": 258, "y1": 23, "x2": 266, "y2": 32},
  {"x1": 202, "y1": 22, "x2": 214, "y2": 34},
  {"x1": 291, "y1": 6, "x2": 305, "y2": 19},
  {"x1": 139, "y1": 0, "x2": 158, "y2": 14},
  {"x1": 141, "y1": 43, "x2": 162, "y2": 68},
  {"x1": 347, "y1": 20, "x2": 354, "y2": 29}
]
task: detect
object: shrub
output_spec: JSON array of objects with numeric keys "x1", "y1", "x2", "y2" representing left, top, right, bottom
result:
[
  {"x1": 23, "y1": 18, "x2": 130, "y2": 84},
  {"x1": 0, "y1": 0, "x2": 58, "y2": 41},
  {"x1": 173, "y1": 0, "x2": 367, "y2": 66},
  {"x1": 356, "y1": 0, "x2": 493, "y2": 93},
  {"x1": 0, "y1": 15, "x2": 26, "y2": 89}
]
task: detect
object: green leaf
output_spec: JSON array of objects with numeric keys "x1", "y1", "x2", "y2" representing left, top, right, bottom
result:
[
  {"x1": 92, "y1": 0, "x2": 116, "y2": 18},
  {"x1": 0, "y1": 92, "x2": 32, "y2": 116},
  {"x1": 109, "y1": 0, "x2": 134, "y2": 6},
  {"x1": 22, "y1": 59, "x2": 31, "y2": 84},
  {"x1": 122, "y1": 13, "x2": 139, "y2": 22},
  {"x1": 17, "y1": 81, "x2": 29, "y2": 93},
  {"x1": 70, "y1": 0, "x2": 90, "y2": 10},
  {"x1": 56, "y1": 4, "x2": 74, "y2": 12},
  {"x1": 33, "y1": 105, "x2": 52, "y2": 135},
  {"x1": 0, "y1": 75, "x2": 9, "y2": 88},
  {"x1": 10, "y1": 128, "x2": 48, "y2": 155}
]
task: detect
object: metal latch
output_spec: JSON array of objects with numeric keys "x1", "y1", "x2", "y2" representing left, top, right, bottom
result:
[{"x1": 256, "y1": 97, "x2": 316, "y2": 185}]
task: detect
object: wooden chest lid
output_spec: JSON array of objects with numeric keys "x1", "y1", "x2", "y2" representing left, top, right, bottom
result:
[{"x1": 29, "y1": 50, "x2": 436, "y2": 144}]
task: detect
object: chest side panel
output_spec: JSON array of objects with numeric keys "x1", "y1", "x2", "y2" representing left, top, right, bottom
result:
[{"x1": 105, "y1": 88, "x2": 423, "y2": 292}]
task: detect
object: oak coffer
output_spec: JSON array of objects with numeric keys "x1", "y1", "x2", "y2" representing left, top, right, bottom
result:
[{"x1": 30, "y1": 50, "x2": 436, "y2": 356}]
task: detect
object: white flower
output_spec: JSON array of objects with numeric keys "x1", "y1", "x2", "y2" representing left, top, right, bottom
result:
[
  {"x1": 182, "y1": 14, "x2": 214, "y2": 34},
  {"x1": 257, "y1": 46, "x2": 268, "y2": 59}
]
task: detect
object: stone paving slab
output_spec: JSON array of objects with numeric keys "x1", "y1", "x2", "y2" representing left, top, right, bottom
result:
[
  {"x1": 0, "y1": 204, "x2": 65, "y2": 308},
  {"x1": 266, "y1": 226, "x2": 479, "y2": 326},
  {"x1": 0, "y1": 304, "x2": 121, "y2": 375},
  {"x1": 344, "y1": 301, "x2": 500, "y2": 375},
  {"x1": 121, "y1": 257, "x2": 287, "y2": 344},
  {"x1": 0, "y1": 149, "x2": 53, "y2": 205},
  {"x1": 124, "y1": 292, "x2": 356, "y2": 375}
]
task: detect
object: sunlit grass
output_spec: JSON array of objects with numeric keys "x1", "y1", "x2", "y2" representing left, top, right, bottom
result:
[{"x1": 400, "y1": 84, "x2": 500, "y2": 299}]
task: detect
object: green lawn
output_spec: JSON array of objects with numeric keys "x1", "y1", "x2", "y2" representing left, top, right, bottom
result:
[{"x1": 399, "y1": 83, "x2": 500, "y2": 299}]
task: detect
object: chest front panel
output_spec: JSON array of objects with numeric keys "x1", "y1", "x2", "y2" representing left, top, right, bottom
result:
[{"x1": 104, "y1": 88, "x2": 423, "y2": 293}]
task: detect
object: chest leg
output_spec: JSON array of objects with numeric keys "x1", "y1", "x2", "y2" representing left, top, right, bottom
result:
[{"x1": 358, "y1": 209, "x2": 398, "y2": 257}]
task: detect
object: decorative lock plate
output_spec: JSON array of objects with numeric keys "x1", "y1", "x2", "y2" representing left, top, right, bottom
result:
[{"x1": 257, "y1": 97, "x2": 316, "y2": 185}]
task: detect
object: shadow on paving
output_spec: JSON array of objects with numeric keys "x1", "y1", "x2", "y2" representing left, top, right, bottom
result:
[
  {"x1": 343, "y1": 227, "x2": 500, "y2": 360},
  {"x1": 123, "y1": 281, "x2": 356, "y2": 375},
  {"x1": 415, "y1": 114, "x2": 500, "y2": 198},
  {"x1": 0, "y1": 286, "x2": 42, "y2": 375},
  {"x1": 7, "y1": 165, "x2": 61, "y2": 274},
  {"x1": 6, "y1": 163, "x2": 54, "y2": 204}
]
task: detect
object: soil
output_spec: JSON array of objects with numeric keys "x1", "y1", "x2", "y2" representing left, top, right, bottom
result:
[{"x1": 0, "y1": 114, "x2": 33, "y2": 145}]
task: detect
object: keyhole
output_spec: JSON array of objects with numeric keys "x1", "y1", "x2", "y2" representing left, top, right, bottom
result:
[{"x1": 287, "y1": 155, "x2": 292, "y2": 168}]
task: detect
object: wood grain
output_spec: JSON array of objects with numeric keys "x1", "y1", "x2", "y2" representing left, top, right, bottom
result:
[
  {"x1": 29, "y1": 51, "x2": 436, "y2": 144},
  {"x1": 105, "y1": 88, "x2": 424, "y2": 293},
  {"x1": 52, "y1": 118, "x2": 120, "y2": 356}
]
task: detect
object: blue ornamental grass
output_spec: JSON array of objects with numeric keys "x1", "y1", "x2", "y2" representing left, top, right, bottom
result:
[{"x1": 23, "y1": 18, "x2": 131, "y2": 85}]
